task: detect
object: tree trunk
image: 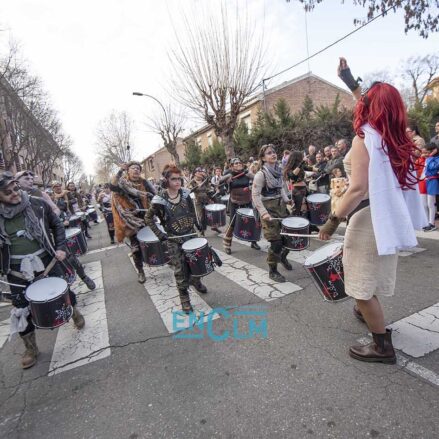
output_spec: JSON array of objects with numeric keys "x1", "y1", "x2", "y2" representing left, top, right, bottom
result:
[
  {"x1": 221, "y1": 131, "x2": 236, "y2": 160},
  {"x1": 165, "y1": 142, "x2": 180, "y2": 166}
]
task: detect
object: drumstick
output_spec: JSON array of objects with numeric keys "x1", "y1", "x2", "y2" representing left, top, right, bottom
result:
[
  {"x1": 280, "y1": 232, "x2": 344, "y2": 240},
  {"x1": 0, "y1": 279, "x2": 27, "y2": 288},
  {"x1": 167, "y1": 232, "x2": 198, "y2": 240}
]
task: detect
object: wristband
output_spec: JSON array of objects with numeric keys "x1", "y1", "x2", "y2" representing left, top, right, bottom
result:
[{"x1": 339, "y1": 67, "x2": 362, "y2": 92}]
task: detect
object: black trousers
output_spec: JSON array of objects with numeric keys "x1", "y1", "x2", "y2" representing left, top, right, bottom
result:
[{"x1": 7, "y1": 254, "x2": 77, "y2": 336}]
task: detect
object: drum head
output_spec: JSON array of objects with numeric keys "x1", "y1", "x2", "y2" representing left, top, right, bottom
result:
[
  {"x1": 220, "y1": 195, "x2": 230, "y2": 202},
  {"x1": 26, "y1": 277, "x2": 68, "y2": 302},
  {"x1": 65, "y1": 227, "x2": 82, "y2": 239},
  {"x1": 307, "y1": 193, "x2": 330, "y2": 203},
  {"x1": 205, "y1": 204, "x2": 226, "y2": 212},
  {"x1": 282, "y1": 217, "x2": 309, "y2": 229},
  {"x1": 304, "y1": 242, "x2": 343, "y2": 267},
  {"x1": 237, "y1": 208, "x2": 254, "y2": 218},
  {"x1": 87, "y1": 208, "x2": 96, "y2": 214},
  {"x1": 137, "y1": 225, "x2": 166, "y2": 243},
  {"x1": 70, "y1": 214, "x2": 80, "y2": 221},
  {"x1": 182, "y1": 237, "x2": 208, "y2": 251}
]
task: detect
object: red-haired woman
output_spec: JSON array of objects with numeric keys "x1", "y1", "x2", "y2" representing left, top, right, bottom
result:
[{"x1": 319, "y1": 58, "x2": 427, "y2": 364}]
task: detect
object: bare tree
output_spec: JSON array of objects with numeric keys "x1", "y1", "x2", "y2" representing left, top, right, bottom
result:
[
  {"x1": 96, "y1": 111, "x2": 134, "y2": 171},
  {"x1": 400, "y1": 54, "x2": 439, "y2": 107},
  {"x1": 169, "y1": 4, "x2": 265, "y2": 159},
  {"x1": 94, "y1": 157, "x2": 113, "y2": 184},
  {"x1": 62, "y1": 150, "x2": 83, "y2": 184},
  {"x1": 146, "y1": 105, "x2": 185, "y2": 165}
]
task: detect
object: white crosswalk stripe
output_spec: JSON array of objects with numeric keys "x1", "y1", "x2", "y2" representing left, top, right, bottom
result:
[
  {"x1": 49, "y1": 261, "x2": 110, "y2": 375},
  {"x1": 129, "y1": 257, "x2": 220, "y2": 333},
  {"x1": 213, "y1": 248, "x2": 302, "y2": 301}
]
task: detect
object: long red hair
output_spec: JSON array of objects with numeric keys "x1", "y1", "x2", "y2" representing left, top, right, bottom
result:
[{"x1": 353, "y1": 82, "x2": 418, "y2": 189}]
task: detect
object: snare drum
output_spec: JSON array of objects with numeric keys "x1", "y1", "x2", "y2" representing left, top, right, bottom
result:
[
  {"x1": 68, "y1": 214, "x2": 83, "y2": 228},
  {"x1": 281, "y1": 217, "x2": 310, "y2": 251},
  {"x1": 220, "y1": 194, "x2": 230, "y2": 214},
  {"x1": 233, "y1": 208, "x2": 261, "y2": 242},
  {"x1": 205, "y1": 204, "x2": 227, "y2": 227},
  {"x1": 86, "y1": 208, "x2": 98, "y2": 222},
  {"x1": 304, "y1": 242, "x2": 348, "y2": 303},
  {"x1": 137, "y1": 225, "x2": 170, "y2": 266},
  {"x1": 66, "y1": 227, "x2": 88, "y2": 256},
  {"x1": 307, "y1": 193, "x2": 331, "y2": 225},
  {"x1": 25, "y1": 277, "x2": 73, "y2": 329},
  {"x1": 182, "y1": 237, "x2": 214, "y2": 277}
]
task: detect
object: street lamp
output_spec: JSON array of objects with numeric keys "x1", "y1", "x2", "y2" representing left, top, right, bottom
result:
[{"x1": 132, "y1": 92, "x2": 167, "y2": 122}]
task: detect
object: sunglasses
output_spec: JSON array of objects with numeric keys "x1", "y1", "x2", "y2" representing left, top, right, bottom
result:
[
  {"x1": 169, "y1": 177, "x2": 182, "y2": 182},
  {"x1": 1, "y1": 185, "x2": 20, "y2": 196},
  {"x1": 20, "y1": 171, "x2": 34, "y2": 177}
]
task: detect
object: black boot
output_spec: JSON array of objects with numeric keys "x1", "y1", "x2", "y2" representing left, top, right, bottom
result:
[
  {"x1": 269, "y1": 265, "x2": 286, "y2": 283},
  {"x1": 137, "y1": 268, "x2": 146, "y2": 284},
  {"x1": 280, "y1": 249, "x2": 292, "y2": 271},
  {"x1": 178, "y1": 289, "x2": 194, "y2": 314},
  {"x1": 81, "y1": 275, "x2": 96, "y2": 290},
  {"x1": 190, "y1": 278, "x2": 208, "y2": 294},
  {"x1": 109, "y1": 230, "x2": 115, "y2": 245},
  {"x1": 251, "y1": 241, "x2": 261, "y2": 250},
  {"x1": 349, "y1": 329, "x2": 396, "y2": 364}
]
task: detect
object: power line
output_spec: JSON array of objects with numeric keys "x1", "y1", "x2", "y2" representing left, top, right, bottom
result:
[{"x1": 263, "y1": 5, "x2": 394, "y2": 83}]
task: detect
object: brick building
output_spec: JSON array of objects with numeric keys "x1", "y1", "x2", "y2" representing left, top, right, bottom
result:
[
  {"x1": 142, "y1": 72, "x2": 354, "y2": 174},
  {"x1": 0, "y1": 76, "x2": 64, "y2": 185}
]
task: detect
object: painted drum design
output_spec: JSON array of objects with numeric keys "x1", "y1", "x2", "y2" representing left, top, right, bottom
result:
[
  {"x1": 137, "y1": 225, "x2": 170, "y2": 267},
  {"x1": 182, "y1": 237, "x2": 215, "y2": 277},
  {"x1": 205, "y1": 204, "x2": 227, "y2": 227},
  {"x1": 304, "y1": 242, "x2": 348, "y2": 303},
  {"x1": 233, "y1": 208, "x2": 261, "y2": 242},
  {"x1": 66, "y1": 227, "x2": 88, "y2": 256},
  {"x1": 307, "y1": 193, "x2": 331, "y2": 225},
  {"x1": 281, "y1": 216, "x2": 310, "y2": 251},
  {"x1": 25, "y1": 277, "x2": 72, "y2": 329}
]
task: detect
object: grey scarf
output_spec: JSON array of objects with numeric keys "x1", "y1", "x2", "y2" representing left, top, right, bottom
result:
[
  {"x1": 262, "y1": 163, "x2": 283, "y2": 189},
  {"x1": 0, "y1": 191, "x2": 45, "y2": 246}
]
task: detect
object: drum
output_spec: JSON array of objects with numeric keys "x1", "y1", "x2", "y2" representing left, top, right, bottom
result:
[
  {"x1": 281, "y1": 217, "x2": 310, "y2": 251},
  {"x1": 66, "y1": 227, "x2": 88, "y2": 256},
  {"x1": 182, "y1": 237, "x2": 214, "y2": 277},
  {"x1": 307, "y1": 193, "x2": 331, "y2": 225},
  {"x1": 87, "y1": 208, "x2": 98, "y2": 222},
  {"x1": 25, "y1": 277, "x2": 72, "y2": 329},
  {"x1": 304, "y1": 242, "x2": 348, "y2": 303},
  {"x1": 137, "y1": 225, "x2": 170, "y2": 267},
  {"x1": 220, "y1": 194, "x2": 230, "y2": 214},
  {"x1": 205, "y1": 204, "x2": 226, "y2": 227},
  {"x1": 68, "y1": 214, "x2": 83, "y2": 228},
  {"x1": 233, "y1": 208, "x2": 261, "y2": 242}
]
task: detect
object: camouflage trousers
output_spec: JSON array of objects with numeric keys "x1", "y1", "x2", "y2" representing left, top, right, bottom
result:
[{"x1": 261, "y1": 198, "x2": 290, "y2": 267}]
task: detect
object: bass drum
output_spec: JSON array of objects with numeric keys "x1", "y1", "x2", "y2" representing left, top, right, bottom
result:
[
  {"x1": 281, "y1": 217, "x2": 310, "y2": 251},
  {"x1": 233, "y1": 208, "x2": 261, "y2": 242},
  {"x1": 182, "y1": 237, "x2": 214, "y2": 277},
  {"x1": 307, "y1": 193, "x2": 331, "y2": 225},
  {"x1": 137, "y1": 225, "x2": 170, "y2": 267},
  {"x1": 25, "y1": 277, "x2": 72, "y2": 329},
  {"x1": 205, "y1": 204, "x2": 227, "y2": 227},
  {"x1": 66, "y1": 227, "x2": 88, "y2": 256},
  {"x1": 304, "y1": 242, "x2": 348, "y2": 303}
]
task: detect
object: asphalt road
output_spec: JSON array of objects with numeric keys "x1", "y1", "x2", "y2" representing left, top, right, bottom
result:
[{"x1": 1, "y1": 217, "x2": 438, "y2": 439}]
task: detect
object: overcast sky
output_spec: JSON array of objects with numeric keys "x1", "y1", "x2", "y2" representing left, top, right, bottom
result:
[{"x1": 1, "y1": 0, "x2": 438, "y2": 175}]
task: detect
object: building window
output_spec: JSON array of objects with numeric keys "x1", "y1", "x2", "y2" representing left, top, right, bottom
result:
[
  {"x1": 196, "y1": 137, "x2": 202, "y2": 146},
  {"x1": 148, "y1": 159, "x2": 155, "y2": 171},
  {"x1": 240, "y1": 113, "x2": 252, "y2": 132}
]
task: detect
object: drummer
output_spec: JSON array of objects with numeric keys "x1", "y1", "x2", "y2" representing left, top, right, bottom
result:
[
  {"x1": 188, "y1": 167, "x2": 221, "y2": 235},
  {"x1": 0, "y1": 171, "x2": 85, "y2": 369},
  {"x1": 252, "y1": 144, "x2": 293, "y2": 282},
  {"x1": 17, "y1": 173, "x2": 96, "y2": 291},
  {"x1": 144, "y1": 165, "x2": 207, "y2": 314},
  {"x1": 98, "y1": 183, "x2": 115, "y2": 245},
  {"x1": 220, "y1": 157, "x2": 261, "y2": 255},
  {"x1": 110, "y1": 161, "x2": 156, "y2": 284}
]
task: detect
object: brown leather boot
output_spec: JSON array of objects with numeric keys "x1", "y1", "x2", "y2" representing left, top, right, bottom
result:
[
  {"x1": 21, "y1": 332, "x2": 39, "y2": 369},
  {"x1": 178, "y1": 289, "x2": 194, "y2": 314},
  {"x1": 349, "y1": 329, "x2": 396, "y2": 364},
  {"x1": 72, "y1": 306, "x2": 85, "y2": 330}
]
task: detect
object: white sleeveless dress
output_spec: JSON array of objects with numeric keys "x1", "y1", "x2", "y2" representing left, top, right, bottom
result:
[{"x1": 342, "y1": 150, "x2": 398, "y2": 300}]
